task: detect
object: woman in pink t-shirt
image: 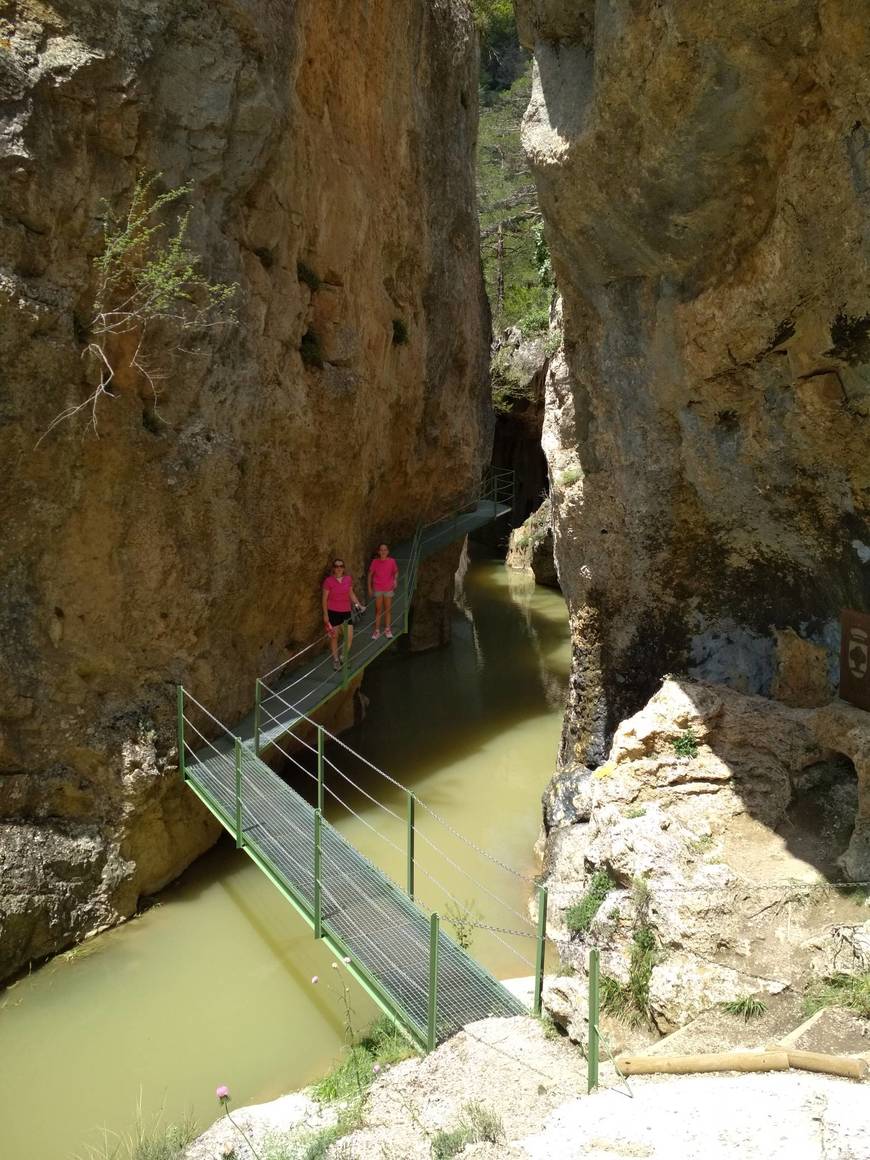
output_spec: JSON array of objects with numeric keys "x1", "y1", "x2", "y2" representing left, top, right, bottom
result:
[
  {"x1": 368, "y1": 542, "x2": 399, "y2": 640},
  {"x1": 322, "y1": 558, "x2": 364, "y2": 670}
]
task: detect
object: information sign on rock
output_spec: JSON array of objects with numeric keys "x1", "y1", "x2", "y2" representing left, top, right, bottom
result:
[{"x1": 840, "y1": 609, "x2": 870, "y2": 711}]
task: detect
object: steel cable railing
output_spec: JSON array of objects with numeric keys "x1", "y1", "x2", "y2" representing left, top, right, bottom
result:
[{"x1": 239, "y1": 687, "x2": 543, "y2": 978}]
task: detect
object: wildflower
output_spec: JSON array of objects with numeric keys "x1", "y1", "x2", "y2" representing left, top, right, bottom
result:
[
  {"x1": 311, "y1": 975, "x2": 319, "y2": 984},
  {"x1": 216, "y1": 1084, "x2": 230, "y2": 1102},
  {"x1": 373, "y1": 1063, "x2": 381, "y2": 1074}
]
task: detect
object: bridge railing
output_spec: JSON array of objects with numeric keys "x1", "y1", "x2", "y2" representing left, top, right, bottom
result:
[{"x1": 251, "y1": 684, "x2": 548, "y2": 1013}]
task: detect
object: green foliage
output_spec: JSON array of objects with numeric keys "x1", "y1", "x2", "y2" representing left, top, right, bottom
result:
[
  {"x1": 313, "y1": 1016, "x2": 416, "y2": 1103},
  {"x1": 300, "y1": 329, "x2": 324, "y2": 369},
  {"x1": 624, "y1": 806, "x2": 647, "y2": 819},
  {"x1": 671, "y1": 727, "x2": 700, "y2": 759},
  {"x1": 297, "y1": 1105, "x2": 361, "y2": 1160},
  {"x1": 559, "y1": 467, "x2": 581, "y2": 488},
  {"x1": 803, "y1": 972, "x2": 870, "y2": 1019},
  {"x1": 76, "y1": 1113, "x2": 197, "y2": 1160},
  {"x1": 600, "y1": 880, "x2": 658, "y2": 1028},
  {"x1": 93, "y1": 174, "x2": 236, "y2": 323},
  {"x1": 721, "y1": 995, "x2": 768, "y2": 1021},
  {"x1": 515, "y1": 304, "x2": 550, "y2": 334},
  {"x1": 477, "y1": 67, "x2": 551, "y2": 336},
  {"x1": 431, "y1": 1102, "x2": 505, "y2": 1158},
  {"x1": 41, "y1": 173, "x2": 237, "y2": 442},
  {"x1": 565, "y1": 870, "x2": 612, "y2": 935},
  {"x1": 444, "y1": 898, "x2": 481, "y2": 951},
  {"x1": 297, "y1": 261, "x2": 321, "y2": 292},
  {"x1": 392, "y1": 318, "x2": 409, "y2": 345},
  {"x1": 470, "y1": 0, "x2": 524, "y2": 91}
]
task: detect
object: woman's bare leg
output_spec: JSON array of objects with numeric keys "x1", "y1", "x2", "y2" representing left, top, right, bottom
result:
[
  {"x1": 374, "y1": 595, "x2": 384, "y2": 633},
  {"x1": 345, "y1": 622, "x2": 354, "y2": 657},
  {"x1": 384, "y1": 593, "x2": 394, "y2": 635}
]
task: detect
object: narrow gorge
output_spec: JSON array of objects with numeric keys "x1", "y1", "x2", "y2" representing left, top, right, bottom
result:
[{"x1": 2, "y1": 1, "x2": 870, "y2": 1158}]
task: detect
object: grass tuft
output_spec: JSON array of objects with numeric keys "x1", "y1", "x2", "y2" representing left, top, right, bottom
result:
[
  {"x1": 313, "y1": 1016, "x2": 416, "y2": 1103},
  {"x1": 721, "y1": 995, "x2": 768, "y2": 1021},
  {"x1": 431, "y1": 1102, "x2": 505, "y2": 1158},
  {"x1": 803, "y1": 972, "x2": 870, "y2": 1019},
  {"x1": 671, "y1": 727, "x2": 699, "y2": 758},
  {"x1": 564, "y1": 869, "x2": 612, "y2": 935}
]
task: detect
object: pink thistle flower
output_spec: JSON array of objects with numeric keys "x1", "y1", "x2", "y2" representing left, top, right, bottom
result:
[
  {"x1": 372, "y1": 1063, "x2": 381, "y2": 1074},
  {"x1": 216, "y1": 1084, "x2": 230, "y2": 1102}
]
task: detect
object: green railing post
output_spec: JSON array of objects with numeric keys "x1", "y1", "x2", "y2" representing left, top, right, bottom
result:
[
  {"x1": 234, "y1": 737, "x2": 243, "y2": 849},
  {"x1": 427, "y1": 912, "x2": 440, "y2": 1051},
  {"x1": 588, "y1": 947, "x2": 600, "y2": 1093},
  {"x1": 176, "y1": 685, "x2": 186, "y2": 782},
  {"x1": 316, "y1": 726, "x2": 325, "y2": 813},
  {"x1": 314, "y1": 808, "x2": 323, "y2": 939},
  {"x1": 406, "y1": 791, "x2": 415, "y2": 899},
  {"x1": 533, "y1": 884, "x2": 548, "y2": 1016},
  {"x1": 254, "y1": 679, "x2": 262, "y2": 755}
]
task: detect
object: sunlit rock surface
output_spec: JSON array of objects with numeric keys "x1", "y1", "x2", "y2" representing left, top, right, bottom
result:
[
  {"x1": 518, "y1": 0, "x2": 870, "y2": 765},
  {"x1": 0, "y1": 0, "x2": 489, "y2": 979}
]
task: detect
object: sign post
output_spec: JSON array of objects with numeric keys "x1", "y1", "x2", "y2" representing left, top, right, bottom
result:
[{"x1": 840, "y1": 610, "x2": 870, "y2": 711}]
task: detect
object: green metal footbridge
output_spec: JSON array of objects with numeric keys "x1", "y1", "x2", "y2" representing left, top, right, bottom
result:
[{"x1": 177, "y1": 469, "x2": 550, "y2": 1051}]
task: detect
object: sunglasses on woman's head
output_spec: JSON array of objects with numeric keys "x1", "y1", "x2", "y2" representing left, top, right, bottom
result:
[{"x1": 333, "y1": 563, "x2": 345, "y2": 569}]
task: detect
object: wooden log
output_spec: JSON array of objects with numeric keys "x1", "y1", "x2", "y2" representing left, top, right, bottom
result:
[
  {"x1": 615, "y1": 1051, "x2": 791, "y2": 1076},
  {"x1": 785, "y1": 1050, "x2": 868, "y2": 1082}
]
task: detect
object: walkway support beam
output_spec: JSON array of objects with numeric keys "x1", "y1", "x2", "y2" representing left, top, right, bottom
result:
[
  {"x1": 406, "y1": 791, "x2": 415, "y2": 899},
  {"x1": 176, "y1": 685, "x2": 186, "y2": 782},
  {"x1": 588, "y1": 947, "x2": 600, "y2": 1093},
  {"x1": 254, "y1": 679, "x2": 262, "y2": 755},
  {"x1": 314, "y1": 808, "x2": 323, "y2": 939},
  {"x1": 317, "y1": 726, "x2": 325, "y2": 813},
  {"x1": 234, "y1": 737, "x2": 243, "y2": 849},
  {"x1": 533, "y1": 884, "x2": 548, "y2": 1016},
  {"x1": 427, "y1": 912, "x2": 440, "y2": 1052}
]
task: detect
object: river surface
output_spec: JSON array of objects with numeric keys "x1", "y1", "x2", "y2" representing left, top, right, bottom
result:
[{"x1": 0, "y1": 556, "x2": 569, "y2": 1160}]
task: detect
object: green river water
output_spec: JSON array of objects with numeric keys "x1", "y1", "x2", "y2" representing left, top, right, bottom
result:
[{"x1": 0, "y1": 556, "x2": 569, "y2": 1160}]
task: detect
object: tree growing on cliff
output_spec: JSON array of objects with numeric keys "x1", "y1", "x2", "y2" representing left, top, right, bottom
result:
[{"x1": 39, "y1": 175, "x2": 237, "y2": 443}]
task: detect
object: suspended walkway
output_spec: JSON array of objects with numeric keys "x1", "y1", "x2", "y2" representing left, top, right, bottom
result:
[{"x1": 177, "y1": 469, "x2": 550, "y2": 1051}]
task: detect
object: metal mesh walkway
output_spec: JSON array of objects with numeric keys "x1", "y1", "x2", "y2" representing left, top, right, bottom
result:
[
  {"x1": 179, "y1": 470, "x2": 531, "y2": 1049},
  {"x1": 182, "y1": 723, "x2": 526, "y2": 1045},
  {"x1": 252, "y1": 496, "x2": 511, "y2": 747}
]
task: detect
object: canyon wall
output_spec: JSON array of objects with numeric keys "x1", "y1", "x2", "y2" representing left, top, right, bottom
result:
[
  {"x1": 0, "y1": 0, "x2": 489, "y2": 979},
  {"x1": 518, "y1": 0, "x2": 870, "y2": 765}
]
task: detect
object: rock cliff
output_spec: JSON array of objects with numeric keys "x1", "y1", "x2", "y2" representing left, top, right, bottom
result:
[
  {"x1": 0, "y1": 0, "x2": 489, "y2": 979},
  {"x1": 517, "y1": 0, "x2": 870, "y2": 765}
]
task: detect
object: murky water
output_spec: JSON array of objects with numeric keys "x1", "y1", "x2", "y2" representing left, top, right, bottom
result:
[{"x1": 0, "y1": 556, "x2": 568, "y2": 1160}]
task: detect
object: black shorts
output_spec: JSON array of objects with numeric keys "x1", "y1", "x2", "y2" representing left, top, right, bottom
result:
[{"x1": 327, "y1": 609, "x2": 351, "y2": 627}]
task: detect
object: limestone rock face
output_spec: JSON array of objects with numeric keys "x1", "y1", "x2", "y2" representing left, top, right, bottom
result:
[
  {"x1": 539, "y1": 679, "x2": 870, "y2": 1030},
  {"x1": 506, "y1": 497, "x2": 559, "y2": 588},
  {"x1": 0, "y1": 1, "x2": 489, "y2": 979},
  {"x1": 517, "y1": 0, "x2": 870, "y2": 764}
]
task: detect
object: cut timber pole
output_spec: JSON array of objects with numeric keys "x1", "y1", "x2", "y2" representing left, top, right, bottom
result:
[
  {"x1": 427, "y1": 912, "x2": 440, "y2": 1052},
  {"x1": 588, "y1": 947, "x2": 600, "y2": 1093},
  {"x1": 616, "y1": 1051, "x2": 791, "y2": 1076},
  {"x1": 176, "y1": 685, "x2": 186, "y2": 781},
  {"x1": 533, "y1": 884, "x2": 547, "y2": 1016}
]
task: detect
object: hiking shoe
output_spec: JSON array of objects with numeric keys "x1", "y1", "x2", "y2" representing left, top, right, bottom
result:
[
  {"x1": 332, "y1": 657, "x2": 341, "y2": 671},
  {"x1": 385, "y1": 627, "x2": 393, "y2": 639},
  {"x1": 372, "y1": 629, "x2": 381, "y2": 640}
]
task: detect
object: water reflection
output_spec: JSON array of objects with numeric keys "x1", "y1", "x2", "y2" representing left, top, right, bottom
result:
[{"x1": 0, "y1": 555, "x2": 568, "y2": 1160}]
